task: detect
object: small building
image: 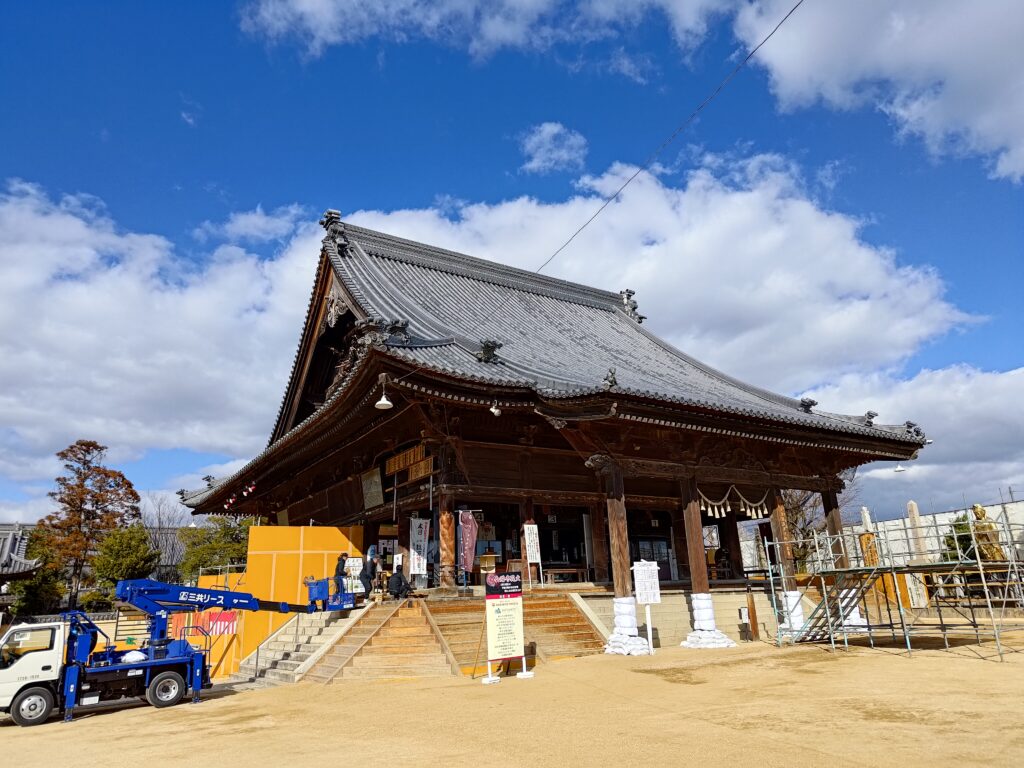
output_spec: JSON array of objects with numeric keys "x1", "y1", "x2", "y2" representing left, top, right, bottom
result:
[
  {"x1": 185, "y1": 211, "x2": 925, "y2": 646},
  {"x1": 0, "y1": 523, "x2": 40, "y2": 601}
]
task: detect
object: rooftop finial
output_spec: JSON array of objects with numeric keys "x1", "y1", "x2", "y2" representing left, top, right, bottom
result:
[
  {"x1": 619, "y1": 289, "x2": 646, "y2": 323},
  {"x1": 320, "y1": 209, "x2": 342, "y2": 231},
  {"x1": 799, "y1": 397, "x2": 817, "y2": 413}
]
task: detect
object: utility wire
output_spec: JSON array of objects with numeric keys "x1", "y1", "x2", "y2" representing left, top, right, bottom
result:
[{"x1": 536, "y1": 0, "x2": 808, "y2": 274}]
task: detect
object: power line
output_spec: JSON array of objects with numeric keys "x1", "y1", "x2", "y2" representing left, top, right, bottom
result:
[{"x1": 535, "y1": 0, "x2": 808, "y2": 274}]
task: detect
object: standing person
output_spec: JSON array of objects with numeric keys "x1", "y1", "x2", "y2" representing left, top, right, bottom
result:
[
  {"x1": 359, "y1": 555, "x2": 379, "y2": 601},
  {"x1": 334, "y1": 552, "x2": 349, "y2": 596}
]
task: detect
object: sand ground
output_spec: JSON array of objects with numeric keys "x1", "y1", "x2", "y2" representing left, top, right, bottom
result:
[{"x1": 5, "y1": 641, "x2": 1023, "y2": 767}]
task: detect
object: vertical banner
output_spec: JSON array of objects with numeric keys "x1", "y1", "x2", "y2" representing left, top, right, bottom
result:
[
  {"x1": 485, "y1": 572, "x2": 525, "y2": 661},
  {"x1": 523, "y1": 524, "x2": 541, "y2": 563},
  {"x1": 409, "y1": 517, "x2": 430, "y2": 576},
  {"x1": 459, "y1": 510, "x2": 478, "y2": 572}
]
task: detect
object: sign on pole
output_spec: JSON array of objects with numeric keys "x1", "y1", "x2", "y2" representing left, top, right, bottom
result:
[
  {"x1": 632, "y1": 560, "x2": 661, "y2": 655},
  {"x1": 633, "y1": 560, "x2": 661, "y2": 605},
  {"x1": 483, "y1": 572, "x2": 531, "y2": 684},
  {"x1": 409, "y1": 518, "x2": 430, "y2": 576},
  {"x1": 523, "y1": 523, "x2": 543, "y2": 587}
]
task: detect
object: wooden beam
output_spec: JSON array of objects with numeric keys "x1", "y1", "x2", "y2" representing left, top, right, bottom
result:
[
  {"x1": 769, "y1": 487, "x2": 796, "y2": 591},
  {"x1": 681, "y1": 478, "x2": 709, "y2": 593},
  {"x1": 822, "y1": 489, "x2": 847, "y2": 569}
]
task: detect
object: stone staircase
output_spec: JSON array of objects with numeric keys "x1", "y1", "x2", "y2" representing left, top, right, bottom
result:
[
  {"x1": 307, "y1": 601, "x2": 456, "y2": 683},
  {"x1": 236, "y1": 610, "x2": 350, "y2": 685},
  {"x1": 523, "y1": 594, "x2": 606, "y2": 659},
  {"x1": 429, "y1": 593, "x2": 604, "y2": 674}
]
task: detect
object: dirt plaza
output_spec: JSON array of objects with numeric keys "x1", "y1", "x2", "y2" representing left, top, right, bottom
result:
[{"x1": 6, "y1": 642, "x2": 1022, "y2": 768}]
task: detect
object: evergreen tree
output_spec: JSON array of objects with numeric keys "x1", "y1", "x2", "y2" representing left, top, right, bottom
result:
[
  {"x1": 9, "y1": 531, "x2": 65, "y2": 616},
  {"x1": 178, "y1": 516, "x2": 257, "y2": 582},
  {"x1": 93, "y1": 524, "x2": 160, "y2": 586},
  {"x1": 38, "y1": 440, "x2": 141, "y2": 608}
]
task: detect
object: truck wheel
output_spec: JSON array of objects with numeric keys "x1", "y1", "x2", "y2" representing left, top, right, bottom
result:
[
  {"x1": 145, "y1": 671, "x2": 186, "y2": 708},
  {"x1": 10, "y1": 687, "x2": 54, "y2": 726}
]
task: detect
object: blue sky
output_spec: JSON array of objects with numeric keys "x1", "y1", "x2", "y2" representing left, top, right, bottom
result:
[{"x1": 1, "y1": 1, "x2": 1022, "y2": 521}]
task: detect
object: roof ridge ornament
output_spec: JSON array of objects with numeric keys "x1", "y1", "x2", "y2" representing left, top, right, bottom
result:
[
  {"x1": 619, "y1": 289, "x2": 646, "y2": 323},
  {"x1": 476, "y1": 339, "x2": 503, "y2": 364},
  {"x1": 799, "y1": 397, "x2": 817, "y2": 413},
  {"x1": 603, "y1": 367, "x2": 618, "y2": 390},
  {"x1": 864, "y1": 410, "x2": 878, "y2": 426},
  {"x1": 319, "y1": 209, "x2": 350, "y2": 252}
]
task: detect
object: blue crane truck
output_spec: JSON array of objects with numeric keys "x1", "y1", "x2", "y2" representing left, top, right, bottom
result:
[{"x1": 0, "y1": 577, "x2": 354, "y2": 726}]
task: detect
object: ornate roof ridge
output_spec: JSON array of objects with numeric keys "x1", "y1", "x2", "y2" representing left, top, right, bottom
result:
[{"x1": 342, "y1": 223, "x2": 624, "y2": 311}]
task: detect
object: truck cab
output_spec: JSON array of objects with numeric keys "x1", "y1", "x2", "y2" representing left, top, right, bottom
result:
[{"x1": 0, "y1": 622, "x2": 65, "y2": 726}]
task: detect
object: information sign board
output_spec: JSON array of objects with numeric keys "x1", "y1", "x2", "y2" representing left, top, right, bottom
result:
[
  {"x1": 485, "y1": 572, "x2": 524, "y2": 661},
  {"x1": 523, "y1": 524, "x2": 541, "y2": 564},
  {"x1": 633, "y1": 560, "x2": 661, "y2": 605},
  {"x1": 409, "y1": 518, "x2": 430, "y2": 575}
]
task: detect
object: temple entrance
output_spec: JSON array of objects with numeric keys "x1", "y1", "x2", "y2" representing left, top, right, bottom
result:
[{"x1": 627, "y1": 509, "x2": 674, "y2": 581}]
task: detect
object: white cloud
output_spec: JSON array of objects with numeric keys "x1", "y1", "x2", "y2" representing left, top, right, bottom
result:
[
  {"x1": 350, "y1": 153, "x2": 970, "y2": 392},
  {"x1": 805, "y1": 366, "x2": 1024, "y2": 518},
  {"x1": 0, "y1": 180, "x2": 316, "y2": 496},
  {"x1": 180, "y1": 111, "x2": 198, "y2": 127},
  {"x1": 519, "y1": 122, "x2": 589, "y2": 174},
  {"x1": 734, "y1": 0, "x2": 1024, "y2": 181},
  {"x1": 0, "y1": 154, "x2": 1017, "y2": 520},
  {"x1": 242, "y1": 1, "x2": 1024, "y2": 181},
  {"x1": 194, "y1": 203, "x2": 306, "y2": 243}
]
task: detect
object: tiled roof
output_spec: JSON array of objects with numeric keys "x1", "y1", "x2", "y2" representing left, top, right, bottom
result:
[{"x1": 328, "y1": 222, "x2": 924, "y2": 445}]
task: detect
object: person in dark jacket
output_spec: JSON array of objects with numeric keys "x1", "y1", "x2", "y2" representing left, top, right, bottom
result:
[
  {"x1": 334, "y1": 552, "x2": 349, "y2": 596},
  {"x1": 388, "y1": 569, "x2": 412, "y2": 600},
  {"x1": 359, "y1": 555, "x2": 379, "y2": 601}
]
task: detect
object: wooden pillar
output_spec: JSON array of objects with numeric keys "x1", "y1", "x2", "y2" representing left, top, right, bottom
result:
[
  {"x1": 681, "y1": 478, "x2": 709, "y2": 594},
  {"x1": 439, "y1": 493, "x2": 456, "y2": 590},
  {"x1": 590, "y1": 502, "x2": 610, "y2": 582},
  {"x1": 519, "y1": 498, "x2": 537, "y2": 584},
  {"x1": 822, "y1": 489, "x2": 847, "y2": 568},
  {"x1": 670, "y1": 505, "x2": 688, "y2": 582},
  {"x1": 769, "y1": 488, "x2": 796, "y2": 591},
  {"x1": 719, "y1": 510, "x2": 744, "y2": 579},
  {"x1": 586, "y1": 454, "x2": 632, "y2": 598}
]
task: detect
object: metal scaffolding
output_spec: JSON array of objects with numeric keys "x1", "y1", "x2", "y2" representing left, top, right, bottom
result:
[{"x1": 764, "y1": 510, "x2": 1024, "y2": 660}]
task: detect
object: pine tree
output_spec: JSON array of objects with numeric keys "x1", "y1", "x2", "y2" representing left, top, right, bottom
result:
[
  {"x1": 93, "y1": 524, "x2": 160, "y2": 586},
  {"x1": 38, "y1": 440, "x2": 141, "y2": 608}
]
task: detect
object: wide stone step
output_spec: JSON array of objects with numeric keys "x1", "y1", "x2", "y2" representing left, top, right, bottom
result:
[
  {"x1": 370, "y1": 636, "x2": 440, "y2": 649},
  {"x1": 379, "y1": 625, "x2": 433, "y2": 637},
  {"x1": 352, "y1": 652, "x2": 448, "y2": 667},
  {"x1": 267, "y1": 641, "x2": 322, "y2": 654},
  {"x1": 340, "y1": 666, "x2": 453, "y2": 680}
]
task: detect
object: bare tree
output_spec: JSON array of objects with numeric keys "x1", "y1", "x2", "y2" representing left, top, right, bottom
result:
[
  {"x1": 780, "y1": 469, "x2": 861, "y2": 569},
  {"x1": 141, "y1": 493, "x2": 190, "y2": 581}
]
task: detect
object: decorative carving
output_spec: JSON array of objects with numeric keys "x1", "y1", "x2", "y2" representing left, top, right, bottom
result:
[
  {"x1": 799, "y1": 397, "x2": 818, "y2": 413},
  {"x1": 324, "y1": 285, "x2": 348, "y2": 329},
  {"x1": 202, "y1": 475, "x2": 215, "y2": 488},
  {"x1": 319, "y1": 209, "x2": 349, "y2": 250},
  {"x1": 476, "y1": 339, "x2": 503, "y2": 363},
  {"x1": 353, "y1": 317, "x2": 409, "y2": 349},
  {"x1": 603, "y1": 368, "x2": 618, "y2": 390},
  {"x1": 619, "y1": 289, "x2": 646, "y2": 323},
  {"x1": 542, "y1": 414, "x2": 567, "y2": 431},
  {"x1": 584, "y1": 454, "x2": 618, "y2": 475},
  {"x1": 904, "y1": 421, "x2": 926, "y2": 440},
  {"x1": 864, "y1": 410, "x2": 878, "y2": 426}
]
